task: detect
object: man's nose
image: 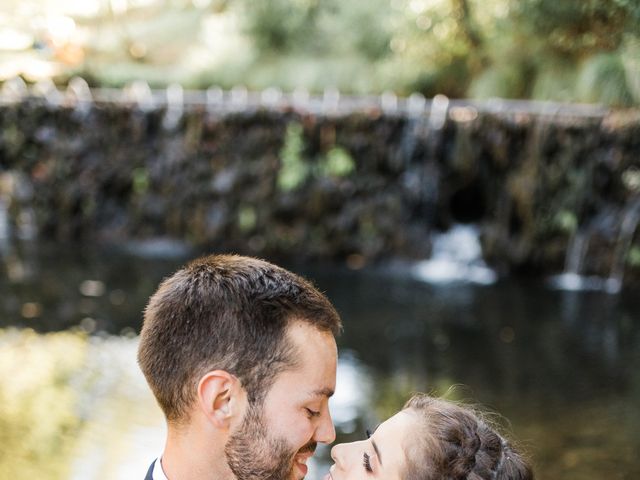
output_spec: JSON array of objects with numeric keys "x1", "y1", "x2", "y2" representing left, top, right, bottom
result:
[{"x1": 314, "y1": 409, "x2": 336, "y2": 444}]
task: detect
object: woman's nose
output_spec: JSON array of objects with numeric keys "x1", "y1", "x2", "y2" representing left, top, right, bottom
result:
[{"x1": 330, "y1": 443, "x2": 344, "y2": 465}]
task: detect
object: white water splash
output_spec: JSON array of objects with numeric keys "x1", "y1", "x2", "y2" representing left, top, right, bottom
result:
[
  {"x1": 549, "y1": 199, "x2": 640, "y2": 295},
  {"x1": 548, "y1": 272, "x2": 622, "y2": 294},
  {"x1": 412, "y1": 224, "x2": 497, "y2": 285}
]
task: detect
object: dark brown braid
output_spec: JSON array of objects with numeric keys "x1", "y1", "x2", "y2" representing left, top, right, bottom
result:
[{"x1": 402, "y1": 395, "x2": 534, "y2": 480}]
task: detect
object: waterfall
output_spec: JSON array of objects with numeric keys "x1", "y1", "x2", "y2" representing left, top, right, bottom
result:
[
  {"x1": 549, "y1": 230, "x2": 592, "y2": 291},
  {"x1": 412, "y1": 224, "x2": 497, "y2": 285},
  {"x1": 16, "y1": 207, "x2": 37, "y2": 240},
  {"x1": 608, "y1": 197, "x2": 640, "y2": 292},
  {"x1": 0, "y1": 172, "x2": 13, "y2": 253},
  {"x1": 565, "y1": 230, "x2": 589, "y2": 275},
  {"x1": 0, "y1": 197, "x2": 9, "y2": 252},
  {"x1": 162, "y1": 83, "x2": 184, "y2": 130},
  {"x1": 549, "y1": 198, "x2": 639, "y2": 293},
  {"x1": 0, "y1": 172, "x2": 37, "y2": 244}
]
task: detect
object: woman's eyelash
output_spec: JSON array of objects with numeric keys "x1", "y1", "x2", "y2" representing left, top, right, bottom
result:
[
  {"x1": 366, "y1": 429, "x2": 372, "y2": 439},
  {"x1": 363, "y1": 452, "x2": 372, "y2": 472},
  {"x1": 305, "y1": 408, "x2": 320, "y2": 418}
]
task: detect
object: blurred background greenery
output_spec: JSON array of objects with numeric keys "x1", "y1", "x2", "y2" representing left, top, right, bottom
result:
[{"x1": 1, "y1": 0, "x2": 639, "y2": 105}]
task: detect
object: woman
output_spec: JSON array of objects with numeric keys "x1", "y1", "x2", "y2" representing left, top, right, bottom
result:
[{"x1": 326, "y1": 394, "x2": 533, "y2": 480}]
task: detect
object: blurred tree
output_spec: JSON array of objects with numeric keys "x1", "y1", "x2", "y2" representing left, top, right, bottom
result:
[
  {"x1": 512, "y1": 0, "x2": 639, "y2": 57},
  {"x1": 468, "y1": 0, "x2": 640, "y2": 104},
  {"x1": 1, "y1": 0, "x2": 638, "y2": 104},
  {"x1": 237, "y1": 0, "x2": 323, "y2": 54},
  {"x1": 235, "y1": 0, "x2": 392, "y2": 59},
  {"x1": 383, "y1": 0, "x2": 491, "y2": 97}
]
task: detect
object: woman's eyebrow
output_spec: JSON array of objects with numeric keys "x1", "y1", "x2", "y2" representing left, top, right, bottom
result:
[{"x1": 371, "y1": 438, "x2": 382, "y2": 466}]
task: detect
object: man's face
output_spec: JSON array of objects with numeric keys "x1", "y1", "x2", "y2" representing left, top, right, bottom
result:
[{"x1": 225, "y1": 321, "x2": 338, "y2": 480}]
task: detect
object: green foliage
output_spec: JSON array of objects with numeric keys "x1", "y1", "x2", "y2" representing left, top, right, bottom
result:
[
  {"x1": 511, "y1": 0, "x2": 634, "y2": 55},
  {"x1": 530, "y1": 63, "x2": 580, "y2": 103},
  {"x1": 277, "y1": 122, "x2": 355, "y2": 191},
  {"x1": 321, "y1": 146, "x2": 355, "y2": 178},
  {"x1": 237, "y1": 205, "x2": 257, "y2": 231},
  {"x1": 385, "y1": 0, "x2": 477, "y2": 97},
  {"x1": 621, "y1": 37, "x2": 640, "y2": 103},
  {"x1": 236, "y1": 0, "x2": 392, "y2": 60},
  {"x1": 622, "y1": 166, "x2": 640, "y2": 193},
  {"x1": 132, "y1": 167, "x2": 150, "y2": 195},
  {"x1": 628, "y1": 246, "x2": 640, "y2": 267},
  {"x1": 473, "y1": 0, "x2": 640, "y2": 104},
  {"x1": 576, "y1": 53, "x2": 635, "y2": 106},
  {"x1": 278, "y1": 122, "x2": 309, "y2": 192},
  {"x1": 553, "y1": 210, "x2": 578, "y2": 234},
  {"x1": 469, "y1": 64, "x2": 528, "y2": 99},
  {"x1": 6, "y1": 0, "x2": 640, "y2": 105},
  {"x1": 237, "y1": 0, "x2": 323, "y2": 54}
]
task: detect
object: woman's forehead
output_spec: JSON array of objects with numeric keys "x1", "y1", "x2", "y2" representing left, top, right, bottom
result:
[
  {"x1": 378, "y1": 410, "x2": 415, "y2": 435},
  {"x1": 372, "y1": 411, "x2": 414, "y2": 471}
]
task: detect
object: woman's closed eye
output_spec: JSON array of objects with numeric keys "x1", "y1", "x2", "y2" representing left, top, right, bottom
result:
[{"x1": 363, "y1": 452, "x2": 373, "y2": 472}]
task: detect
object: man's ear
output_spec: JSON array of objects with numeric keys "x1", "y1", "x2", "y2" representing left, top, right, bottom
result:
[{"x1": 197, "y1": 370, "x2": 243, "y2": 429}]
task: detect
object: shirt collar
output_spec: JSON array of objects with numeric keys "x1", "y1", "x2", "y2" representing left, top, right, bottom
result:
[{"x1": 153, "y1": 457, "x2": 169, "y2": 480}]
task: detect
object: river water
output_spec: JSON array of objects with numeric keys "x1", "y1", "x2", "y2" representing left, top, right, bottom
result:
[{"x1": 0, "y1": 241, "x2": 639, "y2": 479}]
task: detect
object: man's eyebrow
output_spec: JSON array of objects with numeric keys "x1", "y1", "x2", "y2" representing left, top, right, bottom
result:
[
  {"x1": 311, "y1": 387, "x2": 334, "y2": 398},
  {"x1": 371, "y1": 438, "x2": 383, "y2": 466}
]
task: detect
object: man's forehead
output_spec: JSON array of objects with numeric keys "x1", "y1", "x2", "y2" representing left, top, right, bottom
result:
[
  {"x1": 279, "y1": 321, "x2": 337, "y2": 392},
  {"x1": 270, "y1": 359, "x2": 336, "y2": 399},
  {"x1": 287, "y1": 323, "x2": 337, "y2": 362}
]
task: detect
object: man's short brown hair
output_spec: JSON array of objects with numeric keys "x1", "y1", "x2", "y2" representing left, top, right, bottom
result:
[{"x1": 137, "y1": 254, "x2": 341, "y2": 423}]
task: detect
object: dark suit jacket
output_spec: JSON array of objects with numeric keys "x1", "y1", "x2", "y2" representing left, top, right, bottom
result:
[{"x1": 144, "y1": 460, "x2": 155, "y2": 480}]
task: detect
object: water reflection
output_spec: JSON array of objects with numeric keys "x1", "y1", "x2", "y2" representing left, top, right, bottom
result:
[
  {"x1": 0, "y1": 329, "x2": 85, "y2": 479},
  {"x1": 0, "y1": 329, "x2": 164, "y2": 480},
  {"x1": 67, "y1": 336, "x2": 164, "y2": 480},
  {"x1": 306, "y1": 266, "x2": 640, "y2": 479},
  {"x1": 1, "y1": 243, "x2": 639, "y2": 479},
  {"x1": 0, "y1": 241, "x2": 184, "y2": 333}
]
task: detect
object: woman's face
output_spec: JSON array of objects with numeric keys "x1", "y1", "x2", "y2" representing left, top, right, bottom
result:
[{"x1": 325, "y1": 411, "x2": 414, "y2": 480}]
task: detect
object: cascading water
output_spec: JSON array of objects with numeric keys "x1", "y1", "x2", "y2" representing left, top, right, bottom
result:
[
  {"x1": 549, "y1": 199, "x2": 639, "y2": 294},
  {"x1": 162, "y1": 83, "x2": 184, "y2": 131},
  {"x1": 548, "y1": 229, "x2": 595, "y2": 292},
  {"x1": 608, "y1": 197, "x2": 640, "y2": 291},
  {"x1": 0, "y1": 197, "x2": 9, "y2": 252},
  {"x1": 412, "y1": 224, "x2": 497, "y2": 285}
]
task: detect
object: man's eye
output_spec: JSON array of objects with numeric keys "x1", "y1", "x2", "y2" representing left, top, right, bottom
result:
[{"x1": 305, "y1": 408, "x2": 320, "y2": 418}]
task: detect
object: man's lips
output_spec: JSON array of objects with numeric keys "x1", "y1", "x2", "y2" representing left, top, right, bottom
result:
[{"x1": 294, "y1": 451, "x2": 314, "y2": 476}]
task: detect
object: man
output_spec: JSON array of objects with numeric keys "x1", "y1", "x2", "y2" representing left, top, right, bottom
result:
[{"x1": 138, "y1": 254, "x2": 341, "y2": 480}]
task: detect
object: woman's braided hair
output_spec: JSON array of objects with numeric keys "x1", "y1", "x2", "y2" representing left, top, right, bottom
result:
[{"x1": 402, "y1": 395, "x2": 533, "y2": 480}]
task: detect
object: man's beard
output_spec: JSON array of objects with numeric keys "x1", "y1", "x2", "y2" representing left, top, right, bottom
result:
[{"x1": 225, "y1": 403, "x2": 316, "y2": 480}]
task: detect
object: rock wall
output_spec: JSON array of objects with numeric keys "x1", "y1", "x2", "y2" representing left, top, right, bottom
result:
[{"x1": 1, "y1": 97, "x2": 639, "y2": 285}]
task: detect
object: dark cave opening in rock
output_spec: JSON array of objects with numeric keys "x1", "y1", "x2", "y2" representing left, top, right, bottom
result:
[{"x1": 449, "y1": 182, "x2": 486, "y2": 224}]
